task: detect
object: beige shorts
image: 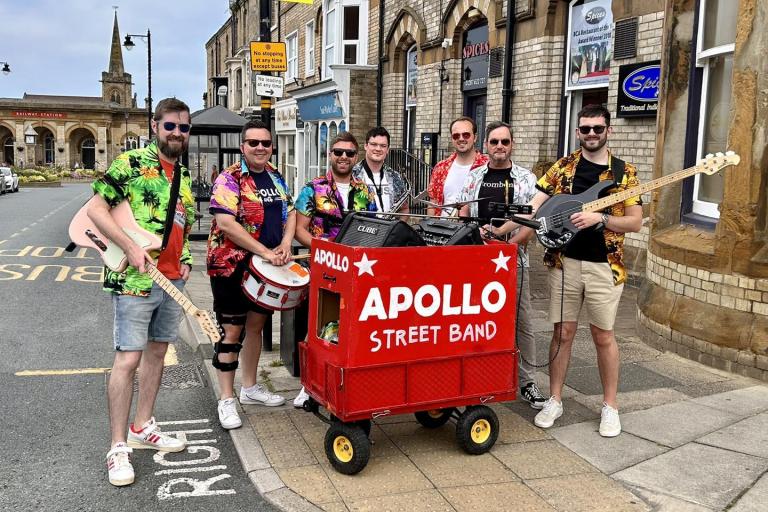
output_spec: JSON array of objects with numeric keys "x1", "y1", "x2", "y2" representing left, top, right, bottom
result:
[{"x1": 548, "y1": 257, "x2": 624, "y2": 331}]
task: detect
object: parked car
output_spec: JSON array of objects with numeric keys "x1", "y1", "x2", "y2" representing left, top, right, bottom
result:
[
  {"x1": 0, "y1": 170, "x2": 6, "y2": 195},
  {"x1": 0, "y1": 167, "x2": 18, "y2": 193}
]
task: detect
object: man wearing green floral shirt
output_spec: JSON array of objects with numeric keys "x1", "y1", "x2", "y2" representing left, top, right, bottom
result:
[{"x1": 88, "y1": 98, "x2": 196, "y2": 487}]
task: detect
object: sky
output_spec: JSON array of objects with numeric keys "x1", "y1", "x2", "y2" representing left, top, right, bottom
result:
[{"x1": 0, "y1": 0, "x2": 231, "y2": 111}]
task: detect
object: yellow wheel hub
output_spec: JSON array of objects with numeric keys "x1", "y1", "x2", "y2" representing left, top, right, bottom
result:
[
  {"x1": 470, "y1": 419, "x2": 491, "y2": 444},
  {"x1": 333, "y1": 435, "x2": 354, "y2": 463},
  {"x1": 427, "y1": 410, "x2": 443, "y2": 419}
]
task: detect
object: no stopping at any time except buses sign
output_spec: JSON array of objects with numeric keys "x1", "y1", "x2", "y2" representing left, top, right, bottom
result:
[{"x1": 250, "y1": 42, "x2": 287, "y2": 72}]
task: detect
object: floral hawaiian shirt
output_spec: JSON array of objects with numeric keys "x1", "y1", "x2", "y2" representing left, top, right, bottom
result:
[
  {"x1": 92, "y1": 141, "x2": 195, "y2": 296},
  {"x1": 350, "y1": 161, "x2": 409, "y2": 212},
  {"x1": 206, "y1": 158, "x2": 294, "y2": 277},
  {"x1": 295, "y1": 170, "x2": 378, "y2": 240},
  {"x1": 427, "y1": 151, "x2": 489, "y2": 214},
  {"x1": 536, "y1": 149, "x2": 642, "y2": 285},
  {"x1": 457, "y1": 161, "x2": 537, "y2": 268}
]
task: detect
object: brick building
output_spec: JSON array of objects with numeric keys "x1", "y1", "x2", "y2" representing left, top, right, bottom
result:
[
  {"x1": 0, "y1": 14, "x2": 149, "y2": 170},
  {"x1": 205, "y1": 0, "x2": 768, "y2": 379}
]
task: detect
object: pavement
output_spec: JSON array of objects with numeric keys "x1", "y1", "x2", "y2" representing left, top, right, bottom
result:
[{"x1": 179, "y1": 212, "x2": 768, "y2": 511}]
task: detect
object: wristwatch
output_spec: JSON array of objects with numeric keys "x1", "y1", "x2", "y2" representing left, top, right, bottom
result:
[{"x1": 597, "y1": 213, "x2": 609, "y2": 230}]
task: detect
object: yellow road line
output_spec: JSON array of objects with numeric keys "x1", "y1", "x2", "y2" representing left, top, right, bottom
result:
[{"x1": 16, "y1": 345, "x2": 179, "y2": 376}]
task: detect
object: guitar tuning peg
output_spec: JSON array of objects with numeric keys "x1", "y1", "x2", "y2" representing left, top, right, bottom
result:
[
  {"x1": 715, "y1": 152, "x2": 724, "y2": 157},
  {"x1": 725, "y1": 150, "x2": 734, "y2": 156},
  {"x1": 705, "y1": 153, "x2": 713, "y2": 159}
]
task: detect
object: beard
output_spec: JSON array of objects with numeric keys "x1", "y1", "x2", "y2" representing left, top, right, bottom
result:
[
  {"x1": 158, "y1": 136, "x2": 188, "y2": 159},
  {"x1": 580, "y1": 135, "x2": 608, "y2": 152}
]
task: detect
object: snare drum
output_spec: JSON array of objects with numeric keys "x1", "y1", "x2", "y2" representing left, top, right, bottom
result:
[{"x1": 242, "y1": 255, "x2": 310, "y2": 311}]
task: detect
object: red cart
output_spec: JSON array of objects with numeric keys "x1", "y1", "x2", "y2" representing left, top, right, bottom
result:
[{"x1": 299, "y1": 239, "x2": 519, "y2": 474}]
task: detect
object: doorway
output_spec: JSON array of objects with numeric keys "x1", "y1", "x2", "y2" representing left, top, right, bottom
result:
[{"x1": 465, "y1": 94, "x2": 487, "y2": 150}]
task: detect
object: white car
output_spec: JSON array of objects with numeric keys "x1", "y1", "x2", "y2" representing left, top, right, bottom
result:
[{"x1": 0, "y1": 167, "x2": 19, "y2": 193}]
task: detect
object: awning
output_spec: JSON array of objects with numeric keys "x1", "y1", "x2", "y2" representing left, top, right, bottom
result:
[{"x1": 296, "y1": 92, "x2": 343, "y2": 122}]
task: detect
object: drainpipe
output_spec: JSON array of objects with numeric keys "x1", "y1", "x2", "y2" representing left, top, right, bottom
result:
[
  {"x1": 376, "y1": 0, "x2": 385, "y2": 126},
  {"x1": 501, "y1": 0, "x2": 516, "y2": 123}
]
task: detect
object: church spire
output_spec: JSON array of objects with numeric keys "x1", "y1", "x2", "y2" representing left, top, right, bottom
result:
[{"x1": 108, "y1": 12, "x2": 125, "y2": 74}]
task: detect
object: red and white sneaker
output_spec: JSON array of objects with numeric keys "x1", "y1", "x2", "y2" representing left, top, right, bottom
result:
[
  {"x1": 127, "y1": 417, "x2": 185, "y2": 452},
  {"x1": 106, "y1": 443, "x2": 134, "y2": 487}
]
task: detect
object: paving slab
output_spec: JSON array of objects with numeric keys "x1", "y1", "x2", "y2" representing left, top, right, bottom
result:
[
  {"x1": 345, "y1": 489, "x2": 453, "y2": 512},
  {"x1": 550, "y1": 421, "x2": 669, "y2": 474},
  {"x1": 527, "y1": 472, "x2": 649, "y2": 512},
  {"x1": 673, "y1": 378, "x2": 757, "y2": 399},
  {"x1": 407, "y1": 451, "x2": 519, "y2": 488},
  {"x1": 615, "y1": 340, "x2": 664, "y2": 363},
  {"x1": 377, "y1": 422, "x2": 459, "y2": 456},
  {"x1": 639, "y1": 355, "x2": 730, "y2": 385},
  {"x1": 322, "y1": 454, "x2": 433, "y2": 500},
  {"x1": 620, "y1": 400, "x2": 741, "y2": 447},
  {"x1": 574, "y1": 387, "x2": 689, "y2": 414},
  {"x1": 276, "y1": 465, "x2": 343, "y2": 505},
  {"x1": 493, "y1": 405, "x2": 552, "y2": 444},
  {"x1": 565, "y1": 362, "x2": 679, "y2": 396},
  {"x1": 613, "y1": 443, "x2": 768, "y2": 510},
  {"x1": 627, "y1": 486, "x2": 715, "y2": 512},
  {"x1": 696, "y1": 412, "x2": 768, "y2": 458},
  {"x1": 441, "y1": 482, "x2": 556, "y2": 512},
  {"x1": 248, "y1": 412, "x2": 318, "y2": 469},
  {"x1": 690, "y1": 385, "x2": 768, "y2": 416},
  {"x1": 318, "y1": 501, "x2": 350, "y2": 512},
  {"x1": 730, "y1": 472, "x2": 768, "y2": 512},
  {"x1": 492, "y1": 440, "x2": 597, "y2": 479}
]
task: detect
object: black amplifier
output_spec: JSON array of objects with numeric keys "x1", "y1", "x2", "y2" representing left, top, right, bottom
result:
[{"x1": 415, "y1": 218, "x2": 483, "y2": 246}]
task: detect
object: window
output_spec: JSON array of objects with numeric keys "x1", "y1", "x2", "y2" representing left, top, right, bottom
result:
[
  {"x1": 692, "y1": 0, "x2": 737, "y2": 218},
  {"x1": 124, "y1": 136, "x2": 138, "y2": 151},
  {"x1": 286, "y1": 31, "x2": 298, "y2": 80},
  {"x1": 322, "y1": 0, "x2": 368, "y2": 79},
  {"x1": 306, "y1": 21, "x2": 315, "y2": 76}
]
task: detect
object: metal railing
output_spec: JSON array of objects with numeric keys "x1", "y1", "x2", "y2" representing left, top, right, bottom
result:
[{"x1": 385, "y1": 148, "x2": 435, "y2": 214}]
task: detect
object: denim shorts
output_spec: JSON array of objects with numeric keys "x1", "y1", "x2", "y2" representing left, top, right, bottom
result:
[{"x1": 112, "y1": 279, "x2": 185, "y2": 351}]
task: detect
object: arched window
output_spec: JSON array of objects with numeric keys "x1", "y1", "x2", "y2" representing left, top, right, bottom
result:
[
  {"x1": 124, "y1": 136, "x2": 138, "y2": 150},
  {"x1": 44, "y1": 135, "x2": 54, "y2": 165},
  {"x1": 111, "y1": 90, "x2": 121, "y2": 104},
  {"x1": 329, "y1": 121, "x2": 338, "y2": 142},
  {"x1": 81, "y1": 138, "x2": 96, "y2": 169},
  {"x1": 319, "y1": 123, "x2": 329, "y2": 172},
  {"x1": 4, "y1": 137, "x2": 14, "y2": 165}
]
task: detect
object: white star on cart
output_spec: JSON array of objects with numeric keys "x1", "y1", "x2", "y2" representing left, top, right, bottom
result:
[
  {"x1": 491, "y1": 251, "x2": 511, "y2": 273},
  {"x1": 353, "y1": 253, "x2": 378, "y2": 276}
]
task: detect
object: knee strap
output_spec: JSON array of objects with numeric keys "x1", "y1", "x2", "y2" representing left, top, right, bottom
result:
[
  {"x1": 212, "y1": 341, "x2": 243, "y2": 372},
  {"x1": 216, "y1": 312, "x2": 246, "y2": 326}
]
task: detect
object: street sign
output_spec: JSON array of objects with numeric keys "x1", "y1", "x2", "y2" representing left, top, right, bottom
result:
[
  {"x1": 255, "y1": 75, "x2": 284, "y2": 98},
  {"x1": 250, "y1": 41, "x2": 287, "y2": 72}
]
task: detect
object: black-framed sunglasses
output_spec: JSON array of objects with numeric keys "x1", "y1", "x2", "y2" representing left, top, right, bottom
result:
[
  {"x1": 243, "y1": 139, "x2": 273, "y2": 148},
  {"x1": 331, "y1": 148, "x2": 358, "y2": 158},
  {"x1": 488, "y1": 138, "x2": 511, "y2": 146},
  {"x1": 162, "y1": 122, "x2": 191, "y2": 133},
  {"x1": 578, "y1": 125, "x2": 607, "y2": 135}
]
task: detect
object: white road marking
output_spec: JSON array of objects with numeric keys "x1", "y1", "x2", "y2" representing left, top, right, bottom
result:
[
  {"x1": 154, "y1": 465, "x2": 227, "y2": 476},
  {"x1": 157, "y1": 474, "x2": 236, "y2": 500}
]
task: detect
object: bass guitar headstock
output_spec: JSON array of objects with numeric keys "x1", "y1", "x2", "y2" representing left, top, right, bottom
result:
[
  {"x1": 698, "y1": 151, "x2": 740, "y2": 175},
  {"x1": 194, "y1": 310, "x2": 222, "y2": 342}
]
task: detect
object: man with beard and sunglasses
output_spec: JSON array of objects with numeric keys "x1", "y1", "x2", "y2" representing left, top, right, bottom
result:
[
  {"x1": 457, "y1": 121, "x2": 546, "y2": 410},
  {"x1": 207, "y1": 120, "x2": 296, "y2": 431},
  {"x1": 510, "y1": 104, "x2": 642, "y2": 438},
  {"x1": 88, "y1": 98, "x2": 196, "y2": 486},
  {"x1": 427, "y1": 116, "x2": 488, "y2": 216},
  {"x1": 292, "y1": 131, "x2": 378, "y2": 407}
]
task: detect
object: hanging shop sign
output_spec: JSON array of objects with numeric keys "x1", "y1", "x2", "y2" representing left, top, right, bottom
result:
[
  {"x1": 296, "y1": 92, "x2": 343, "y2": 122},
  {"x1": 616, "y1": 61, "x2": 660, "y2": 118},
  {"x1": 567, "y1": 0, "x2": 613, "y2": 89},
  {"x1": 461, "y1": 24, "x2": 489, "y2": 92},
  {"x1": 405, "y1": 47, "x2": 418, "y2": 107}
]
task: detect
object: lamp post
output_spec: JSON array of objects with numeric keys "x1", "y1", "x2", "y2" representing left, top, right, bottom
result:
[
  {"x1": 0, "y1": 62, "x2": 10, "y2": 75},
  {"x1": 123, "y1": 30, "x2": 152, "y2": 139}
]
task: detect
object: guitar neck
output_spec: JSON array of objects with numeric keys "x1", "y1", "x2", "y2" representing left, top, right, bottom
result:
[
  {"x1": 146, "y1": 265, "x2": 199, "y2": 315},
  {"x1": 582, "y1": 165, "x2": 703, "y2": 213}
]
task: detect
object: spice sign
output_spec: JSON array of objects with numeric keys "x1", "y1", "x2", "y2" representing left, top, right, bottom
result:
[{"x1": 250, "y1": 42, "x2": 287, "y2": 72}]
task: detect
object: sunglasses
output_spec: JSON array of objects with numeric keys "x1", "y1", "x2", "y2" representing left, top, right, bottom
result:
[
  {"x1": 162, "y1": 122, "x2": 191, "y2": 133},
  {"x1": 331, "y1": 148, "x2": 358, "y2": 158},
  {"x1": 451, "y1": 132, "x2": 472, "y2": 141},
  {"x1": 578, "y1": 125, "x2": 607, "y2": 135},
  {"x1": 488, "y1": 138, "x2": 511, "y2": 146},
  {"x1": 244, "y1": 139, "x2": 273, "y2": 148}
]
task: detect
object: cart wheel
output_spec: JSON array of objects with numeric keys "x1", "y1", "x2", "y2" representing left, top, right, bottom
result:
[
  {"x1": 414, "y1": 408, "x2": 456, "y2": 428},
  {"x1": 324, "y1": 423, "x2": 370, "y2": 475},
  {"x1": 456, "y1": 406, "x2": 499, "y2": 455}
]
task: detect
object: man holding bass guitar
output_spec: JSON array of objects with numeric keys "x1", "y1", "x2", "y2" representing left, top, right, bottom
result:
[
  {"x1": 511, "y1": 104, "x2": 642, "y2": 437},
  {"x1": 207, "y1": 120, "x2": 296, "y2": 430},
  {"x1": 87, "y1": 98, "x2": 196, "y2": 486}
]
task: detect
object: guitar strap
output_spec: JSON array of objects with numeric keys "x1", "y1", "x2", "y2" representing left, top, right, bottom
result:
[
  {"x1": 161, "y1": 160, "x2": 182, "y2": 251},
  {"x1": 611, "y1": 156, "x2": 626, "y2": 188}
]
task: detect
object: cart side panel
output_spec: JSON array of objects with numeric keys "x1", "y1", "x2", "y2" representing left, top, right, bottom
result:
[
  {"x1": 463, "y1": 351, "x2": 518, "y2": 396},
  {"x1": 342, "y1": 365, "x2": 407, "y2": 416},
  {"x1": 300, "y1": 340, "x2": 328, "y2": 405},
  {"x1": 407, "y1": 358, "x2": 462, "y2": 404}
]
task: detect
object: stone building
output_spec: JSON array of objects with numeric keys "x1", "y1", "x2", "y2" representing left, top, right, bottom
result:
[{"x1": 0, "y1": 14, "x2": 149, "y2": 170}]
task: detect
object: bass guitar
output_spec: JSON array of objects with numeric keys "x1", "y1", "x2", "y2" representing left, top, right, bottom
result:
[
  {"x1": 68, "y1": 196, "x2": 221, "y2": 342},
  {"x1": 530, "y1": 152, "x2": 740, "y2": 249}
]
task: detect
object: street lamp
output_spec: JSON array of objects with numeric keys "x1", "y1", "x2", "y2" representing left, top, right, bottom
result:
[
  {"x1": 123, "y1": 30, "x2": 152, "y2": 139},
  {"x1": 0, "y1": 62, "x2": 10, "y2": 75}
]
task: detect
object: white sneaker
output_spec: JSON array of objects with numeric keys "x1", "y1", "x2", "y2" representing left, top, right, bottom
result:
[
  {"x1": 534, "y1": 396, "x2": 563, "y2": 429},
  {"x1": 106, "y1": 443, "x2": 134, "y2": 487},
  {"x1": 239, "y1": 383, "x2": 285, "y2": 406},
  {"x1": 218, "y1": 398, "x2": 242, "y2": 430},
  {"x1": 293, "y1": 387, "x2": 310, "y2": 408},
  {"x1": 599, "y1": 403, "x2": 621, "y2": 437},
  {"x1": 127, "y1": 417, "x2": 186, "y2": 452}
]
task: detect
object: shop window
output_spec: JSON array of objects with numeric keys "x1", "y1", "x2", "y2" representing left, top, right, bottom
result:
[
  {"x1": 322, "y1": 0, "x2": 368, "y2": 79},
  {"x1": 286, "y1": 31, "x2": 298, "y2": 80},
  {"x1": 319, "y1": 123, "x2": 329, "y2": 172},
  {"x1": 689, "y1": 0, "x2": 737, "y2": 219},
  {"x1": 329, "y1": 121, "x2": 338, "y2": 142},
  {"x1": 306, "y1": 21, "x2": 316, "y2": 76},
  {"x1": 44, "y1": 135, "x2": 55, "y2": 164},
  {"x1": 339, "y1": 120, "x2": 346, "y2": 133},
  {"x1": 404, "y1": 45, "x2": 418, "y2": 151}
]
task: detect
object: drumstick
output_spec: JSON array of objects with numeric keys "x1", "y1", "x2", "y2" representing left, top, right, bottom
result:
[{"x1": 260, "y1": 253, "x2": 312, "y2": 265}]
